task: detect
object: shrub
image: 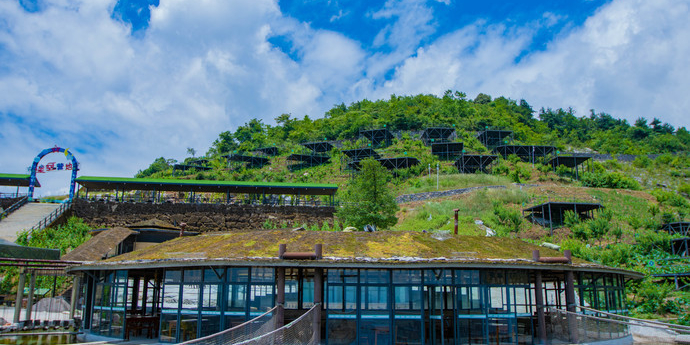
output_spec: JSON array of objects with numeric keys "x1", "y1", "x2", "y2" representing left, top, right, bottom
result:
[
  {"x1": 633, "y1": 156, "x2": 652, "y2": 168},
  {"x1": 581, "y1": 171, "x2": 640, "y2": 190}
]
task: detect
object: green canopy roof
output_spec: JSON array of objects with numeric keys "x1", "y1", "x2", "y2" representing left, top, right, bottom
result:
[
  {"x1": 0, "y1": 173, "x2": 39, "y2": 187},
  {"x1": 76, "y1": 176, "x2": 338, "y2": 196}
]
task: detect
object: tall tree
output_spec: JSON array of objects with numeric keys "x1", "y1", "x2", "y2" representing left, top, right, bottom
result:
[{"x1": 337, "y1": 158, "x2": 399, "y2": 230}]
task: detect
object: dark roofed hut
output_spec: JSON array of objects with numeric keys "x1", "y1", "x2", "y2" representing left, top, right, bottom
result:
[{"x1": 68, "y1": 230, "x2": 640, "y2": 344}]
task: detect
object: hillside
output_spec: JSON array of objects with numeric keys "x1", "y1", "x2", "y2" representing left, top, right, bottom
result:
[{"x1": 131, "y1": 91, "x2": 690, "y2": 323}]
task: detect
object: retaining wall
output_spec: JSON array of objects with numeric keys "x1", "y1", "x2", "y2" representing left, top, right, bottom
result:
[{"x1": 71, "y1": 199, "x2": 335, "y2": 232}]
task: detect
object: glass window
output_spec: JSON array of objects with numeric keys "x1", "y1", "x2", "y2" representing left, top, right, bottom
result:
[
  {"x1": 425, "y1": 269, "x2": 453, "y2": 285},
  {"x1": 181, "y1": 284, "x2": 200, "y2": 310},
  {"x1": 228, "y1": 267, "x2": 249, "y2": 283},
  {"x1": 327, "y1": 285, "x2": 356, "y2": 311},
  {"x1": 183, "y1": 269, "x2": 203, "y2": 283},
  {"x1": 361, "y1": 286, "x2": 388, "y2": 311},
  {"x1": 164, "y1": 270, "x2": 182, "y2": 283},
  {"x1": 393, "y1": 270, "x2": 421, "y2": 284},
  {"x1": 251, "y1": 267, "x2": 274, "y2": 283},
  {"x1": 226, "y1": 284, "x2": 247, "y2": 313},
  {"x1": 394, "y1": 286, "x2": 421, "y2": 311},
  {"x1": 456, "y1": 270, "x2": 480, "y2": 285},
  {"x1": 163, "y1": 285, "x2": 181, "y2": 309},
  {"x1": 204, "y1": 268, "x2": 224, "y2": 283},
  {"x1": 485, "y1": 271, "x2": 505, "y2": 285},
  {"x1": 249, "y1": 284, "x2": 274, "y2": 314},
  {"x1": 201, "y1": 284, "x2": 221, "y2": 311},
  {"x1": 328, "y1": 269, "x2": 358, "y2": 284}
]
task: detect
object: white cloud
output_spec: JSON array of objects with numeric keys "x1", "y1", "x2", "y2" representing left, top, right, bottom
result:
[{"x1": 1, "y1": 0, "x2": 689, "y2": 197}]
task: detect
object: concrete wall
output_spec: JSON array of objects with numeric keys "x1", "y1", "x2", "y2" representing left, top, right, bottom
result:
[{"x1": 71, "y1": 199, "x2": 335, "y2": 232}]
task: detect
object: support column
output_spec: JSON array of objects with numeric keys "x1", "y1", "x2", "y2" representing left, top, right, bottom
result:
[
  {"x1": 131, "y1": 276, "x2": 140, "y2": 313},
  {"x1": 276, "y1": 267, "x2": 285, "y2": 328},
  {"x1": 14, "y1": 269, "x2": 26, "y2": 324},
  {"x1": 70, "y1": 276, "x2": 81, "y2": 320},
  {"x1": 547, "y1": 202, "x2": 554, "y2": 237},
  {"x1": 565, "y1": 269, "x2": 579, "y2": 343},
  {"x1": 313, "y1": 267, "x2": 323, "y2": 344},
  {"x1": 535, "y1": 270, "x2": 547, "y2": 344},
  {"x1": 26, "y1": 272, "x2": 36, "y2": 322}
]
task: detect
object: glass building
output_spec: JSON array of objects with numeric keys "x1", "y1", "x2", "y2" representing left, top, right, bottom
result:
[{"x1": 70, "y1": 231, "x2": 640, "y2": 344}]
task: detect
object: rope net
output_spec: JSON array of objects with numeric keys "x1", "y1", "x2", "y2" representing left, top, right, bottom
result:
[
  {"x1": 234, "y1": 305, "x2": 319, "y2": 345},
  {"x1": 546, "y1": 307, "x2": 630, "y2": 344},
  {"x1": 179, "y1": 307, "x2": 278, "y2": 345},
  {"x1": 179, "y1": 305, "x2": 319, "y2": 345}
]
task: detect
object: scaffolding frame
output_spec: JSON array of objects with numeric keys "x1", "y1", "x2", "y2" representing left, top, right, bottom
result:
[
  {"x1": 172, "y1": 164, "x2": 212, "y2": 176},
  {"x1": 256, "y1": 147, "x2": 279, "y2": 156},
  {"x1": 227, "y1": 154, "x2": 270, "y2": 169},
  {"x1": 420, "y1": 127, "x2": 455, "y2": 145},
  {"x1": 431, "y1": 142, "x2": 464, "y2": 160},
  {"x1": 523, "y1": 202, "x2": 603, "y2": 236},
  {"x1": 454, "y1": 154, "x2": 498, "y2": 173},
  {"x1": 341, "y1": 148, "x2": 380, "y2": 161},
  {"x1": 476, "y1": 129, "x2": 513, "y2": 149},
  {"x1": 301, "y1": 142, "x2": 334, "y2": 153},
  {"x1": 548, "y1": 155, "x2": 592, "y2": 180},
  {"x1": 287, "y1": 154, "x2": 330, "y2": 171},
  {"x1": 672, "y1": 238, "x2": 690, "y2": 257},
  {"x1": 359, "y1": 129, "x2": 394, "y2": 148},
  {"x1": 348, "y1": 157, "x2": 420, "y2": 171},
  {"x1": 661, "y1": 222, "x2": 690, "y2": 236},
  {"x1": 493, "y1": 145, "x2": 557, "y2": 163}
]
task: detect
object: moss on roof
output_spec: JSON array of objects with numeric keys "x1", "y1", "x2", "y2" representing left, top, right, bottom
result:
[
  {"x1": 128, "y1": 219, "x2": 180, "y2": 230},
  {"x1": 102, "y1": 230, "x2": 588, "y2": 265}
]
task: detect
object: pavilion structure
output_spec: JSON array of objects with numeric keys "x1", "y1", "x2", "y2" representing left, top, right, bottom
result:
[
  {"x1": 0, "y1": 173, "x2": 38, "y2": 197},
  {"x1": 359, "y1": 128, "x2": 394, "y2": 148},
  {"x1": 431, "y1": 142, "x2": 464, "y2": 160},
  {"x1": 493, "y1": 145, "x2": 557, "y2": 164},
  {"x1": 172, "y1": 164, "x2": 211, "y2": 176},
  {"x1": 67, "y1": 230, "x2": 641, "y2": 344},
  {"x1": 286, "y1": 142, "x2": 333, "y2": 171},
  {"x1": 547, "y1": 155, "x2": 592, "y2": 180},
  {"x1": 341, "y1": 148, "x2": 380, "y2": 162},
  {"x1": 523, "y1": 201, "x2": 603, "y2": 236},
  {"x1": 75, "y1": 176, "x2": 338, "y2": 206},
  {"x1": 454, "y1": 154, "x2": 498, "y2": 173},
  {"x1": 420, "y1": 127, "x2": 455, "y2": 145},
  {"x1": 348, "y1": 157, "x2": 420, "y2": 171},
  {"x1": 476, "y1": 129, "x2": 513, "y2": 149},
  {"x1": 255, "y1": 146, "x2": 279, "y2": 156},
  {"x1": 660, "y1": 222, "x2": 690, "y2": 236},
  {"x1": 226, "y1": 153, "x2": 270, "y2": 169}
]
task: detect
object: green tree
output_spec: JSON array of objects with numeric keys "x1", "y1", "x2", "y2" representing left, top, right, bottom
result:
[{"x1": 337, "y1": 158, "x2": 399, "y2": 229}]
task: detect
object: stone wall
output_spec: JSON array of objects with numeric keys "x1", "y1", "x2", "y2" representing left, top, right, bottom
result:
[{"x1": 71, "y1": 199, "x2": 335, "y2": 232}]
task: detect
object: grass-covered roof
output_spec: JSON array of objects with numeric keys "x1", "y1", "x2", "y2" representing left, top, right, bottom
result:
[
  {"x1": 75, "y1": 176, "x2": 337, "y2": 195},
  {"x1": 71, "y1": 230, "x2": 641, "y2": 277}
]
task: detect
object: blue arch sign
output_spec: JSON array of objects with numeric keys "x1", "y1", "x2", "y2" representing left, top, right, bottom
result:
[{"x1": 28, "y1": 146, "x2": 79, "y2": 201}]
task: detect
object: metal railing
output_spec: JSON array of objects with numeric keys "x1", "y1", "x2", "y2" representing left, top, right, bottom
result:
[
  {"x1": 28, "y1": 201, "x2": 72, "y2": 232},
  {"x1": 81, "y1": 195, "x2": 336, "y2": 207},
  {"x1": 0, "y1": 196, "x2": 29, "y2": 220}
]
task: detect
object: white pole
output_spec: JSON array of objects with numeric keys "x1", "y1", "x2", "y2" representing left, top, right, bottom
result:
[
  {"x1": 436, "y1": 163, "x2": 439, "y2": 190},
  {"x1": 428, "y1": 163, "x2": 431, "y2": 177}
]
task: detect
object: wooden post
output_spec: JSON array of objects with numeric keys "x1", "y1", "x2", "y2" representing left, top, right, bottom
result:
[
  {"x1": 276, "y1": 267, "x2": 285, "y2": 328},
  {"x1": 565, "y1": 268, "x2": 579, "y2": 343},
  {"x1": 26, "y1": 272, "x2": 36, "y2": 321},
  {"x1": 535, "y1": 271, "x2": 547, "y2": 344},
  {"x1": 14, "y1": 269, "x2": 26, "y2": 324},
  {"x1": 547, "y1": 202, "x2": 554, "y2": 237},
  {"x1": 313, "y1": 267, "x2": 323, "y2": 344},
  {"x1": 453, "y1": 209, "x2": 459, "y2": 235}
]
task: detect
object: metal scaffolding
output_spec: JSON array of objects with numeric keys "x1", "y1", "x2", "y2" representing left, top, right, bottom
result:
[
  {"x1": 493, "y1": 145, "x2": 557, "y2": 163},
  {"x1": 227, "y1": 154, "x2": 270, "y2": 169},
  {"x1": 476, "y1": 129, "x2": 513, "y2": 149},
  {"x1": 431, "y1": 142, "x2": 464, "y2": 160},
  {"x1": 454, "y1": 154, "x2": 498, "y2": 173},
  {"x1": 359, "y1": 129, "x2": 394, "y2": 148},
  {"x1": 420, "y1": 127, "x2": 455, "y2": 145},
  {"x1": 348, "y1": 157, "x2": 420, "y2": 171}
]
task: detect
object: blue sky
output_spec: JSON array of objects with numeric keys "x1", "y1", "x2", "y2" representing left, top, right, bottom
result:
[{"x1": 1, "y1": 0, "x2": 690, "y2": 195}]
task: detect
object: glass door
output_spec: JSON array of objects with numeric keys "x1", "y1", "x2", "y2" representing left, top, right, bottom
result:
[{"x1": 424, "y1": 285, "x2": 455, "y2": 345}]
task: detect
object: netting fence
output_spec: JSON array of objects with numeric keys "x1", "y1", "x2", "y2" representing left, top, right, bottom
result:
[
  {"x1": 233, "y1": 305, "x2": 319, "y2": 345},
  {"x1": 546, "y1": 307, "x2": 630, "y2": 343},
  {"x1": 178, "y1": 305, "x2": 319, "y2": 345},
  {"x1": 178, "y1": 307, "x2": 278, "y2": 345}
]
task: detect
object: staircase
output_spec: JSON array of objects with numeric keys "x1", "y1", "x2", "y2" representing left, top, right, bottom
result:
[{"x1": 0, "y1": 202, "x2": 64, "y2": 242}]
